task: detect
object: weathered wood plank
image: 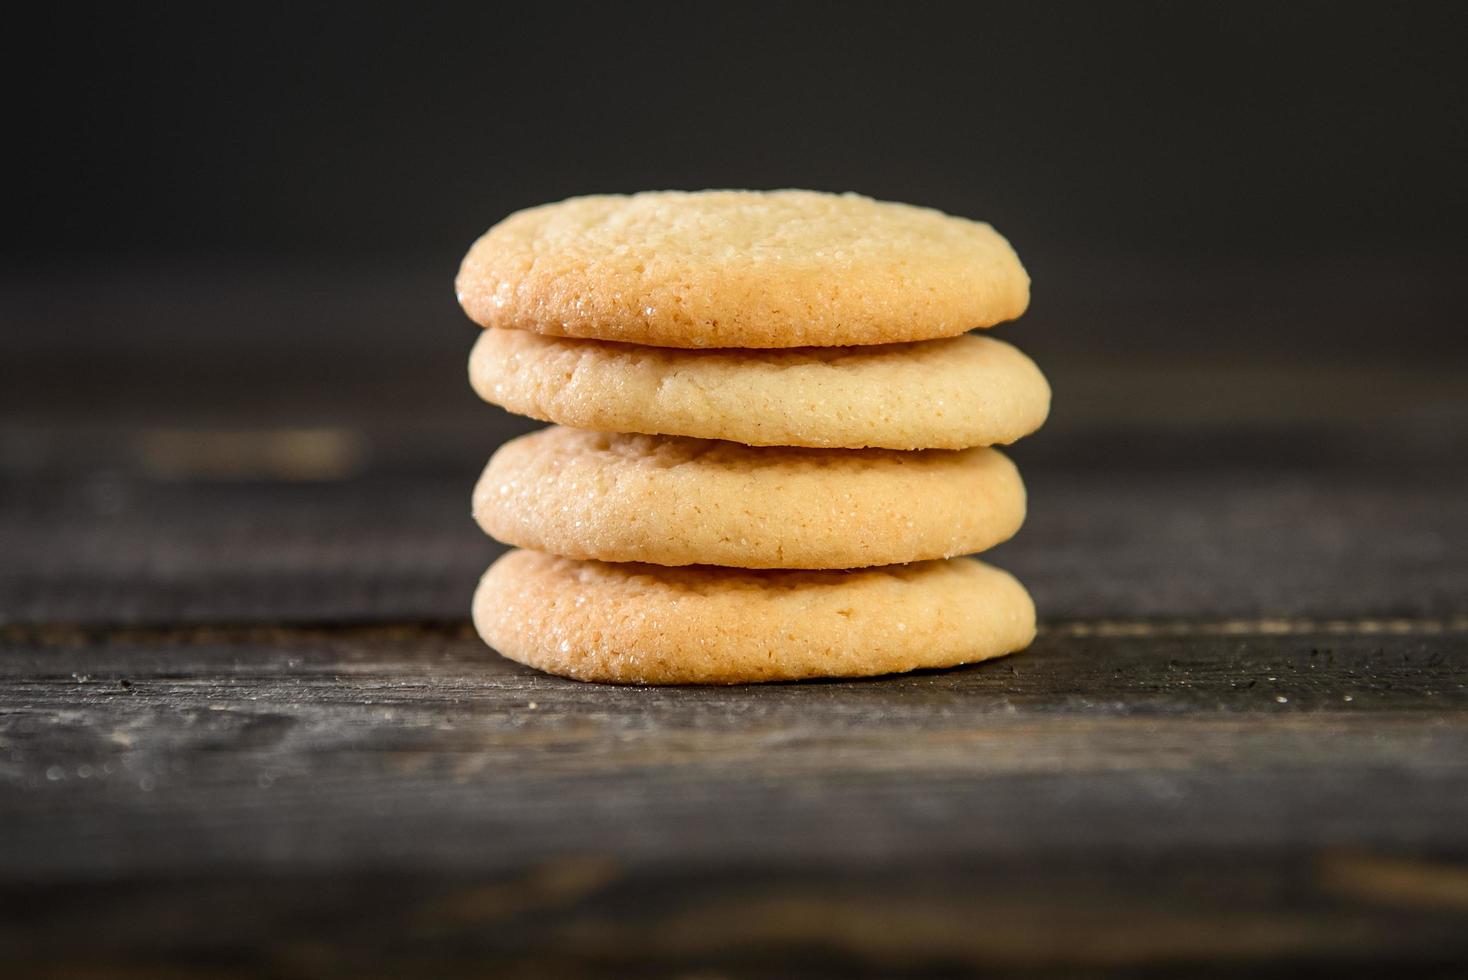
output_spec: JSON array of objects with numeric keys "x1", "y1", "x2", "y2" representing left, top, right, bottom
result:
[
  {"x1": 2, "y1": 461, "x2": 1464, "y2": 626},
  {"x1": 0, "y1": 624, "x2": 1465, "y2": 972},
  {"x1": 4, "y1": 855, "x2": 1468, "y2": 978},
  {"x1": 2, "y1": 625, "x2": 1465, "y2": 871}
]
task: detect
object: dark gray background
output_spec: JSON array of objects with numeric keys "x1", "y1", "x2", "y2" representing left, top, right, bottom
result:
[{"x1": 10, "y1": 2, "x2": 1468, "y2": 264}]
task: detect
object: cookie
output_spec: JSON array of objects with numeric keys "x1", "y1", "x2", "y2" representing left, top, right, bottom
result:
[
  {"x1": 474, "y1": 426, "x2": 1026, "y2": 569},
  {"x1": 456, "y1": 190, "x2": 1029, "y2": 349},
  {"x1": 469, "y1": 328, "x2": 1050, "y2": 450},
  {"x1": 473, "y1": 549, "x2": 1036, "y2": 684}
]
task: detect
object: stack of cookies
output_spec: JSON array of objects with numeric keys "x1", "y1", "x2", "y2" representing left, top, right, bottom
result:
[{"x1": 455, "y1": 190, "x2": 1049, "y2": 684}]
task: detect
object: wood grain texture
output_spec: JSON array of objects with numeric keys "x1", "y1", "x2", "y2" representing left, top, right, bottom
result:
[
  {"x1": 1, "y1": 622, "x2": 1466, "y2": 975},
  {"x1": 2, "y1": 267, "x2": 1466, "y2": 975},
  {"x1": 2, "y1": 460, "x2": 1464, "y2": 626}
]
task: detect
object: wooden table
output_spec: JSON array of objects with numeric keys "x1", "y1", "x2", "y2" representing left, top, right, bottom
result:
[{"x1": 2, "y1": 263, "x2": 1466, "y2": 976}]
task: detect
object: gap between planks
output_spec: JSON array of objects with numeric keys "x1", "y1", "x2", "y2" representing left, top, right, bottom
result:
[
  {"x1": 1, "y1": 616, "x2": 1466, "y2": 647},
  {"x1": 1046, "y1": 617, "x2": 1468, "y2": 638}
]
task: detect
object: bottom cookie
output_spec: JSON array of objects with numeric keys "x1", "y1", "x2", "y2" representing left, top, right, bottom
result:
[{"x1": 473, "y1": 549, "x2": 1036, "y2": 684}]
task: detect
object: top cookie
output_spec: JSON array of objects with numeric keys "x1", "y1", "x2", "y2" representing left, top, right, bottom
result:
[{"x1": 455, "y1": 190, "x2": 1030, "y2": 348}]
